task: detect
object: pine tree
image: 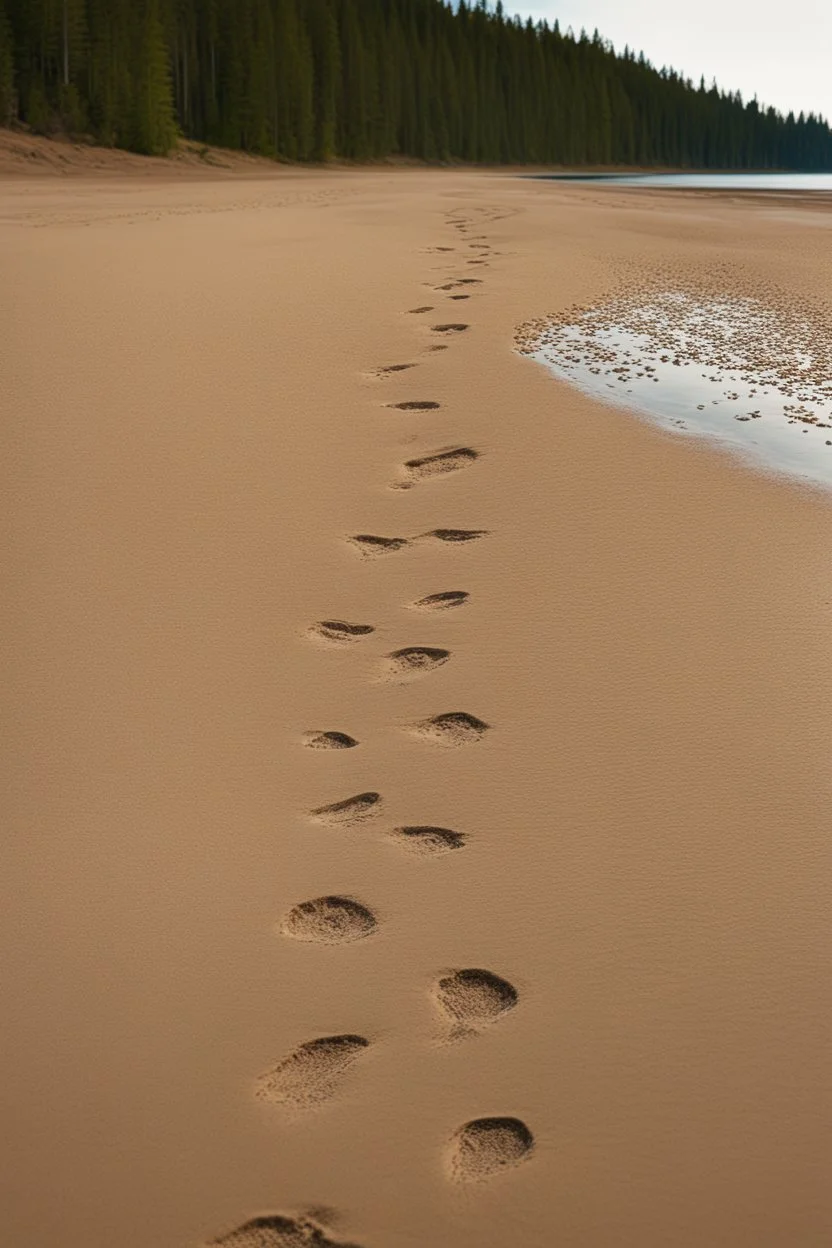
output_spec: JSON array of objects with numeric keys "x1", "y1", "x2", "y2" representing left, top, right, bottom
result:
[
  {"x1": 0, "y1": 0, "x2": 15, "y2": 127},
  {"x1": 133, "y1": 0, "x2": 177, "y2": 154},
  {"x1": 308, "y1": 0, "x2": 339, "y2": 160}
]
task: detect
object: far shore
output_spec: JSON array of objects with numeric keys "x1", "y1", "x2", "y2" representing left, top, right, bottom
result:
[{"x1": 1, "y1": 125, "x2": 827, "y2": 181}]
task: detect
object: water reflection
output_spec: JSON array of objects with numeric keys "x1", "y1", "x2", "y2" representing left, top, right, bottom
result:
[{"x1": 534, "y1": 173, "x2": 832, "y2": 191}]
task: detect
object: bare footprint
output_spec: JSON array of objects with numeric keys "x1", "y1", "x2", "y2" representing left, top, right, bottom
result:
[
  {"x1": 392, "y1": 448, "x2": 478, "y2": 490},
  {"x1": 372, "y1": 363, "x2": 417, "y2": 378},
  {"x1": 448, "y1": 1118, "x2": 534, "y2": 1183},
  {"x1": 309, "y1": 792, "x2": 381, "y2": 825},
  {"x1": 407, "y1": 306, "x2": 433, "y2": 314},
  {"x1": 347, "y1": 534, "x2": 409, "y2": 558},
  {"x1": 385, "y1": 400, "x2": 440, "y2": 411},
  {"x1": 431, "y1": 323, "x2": 469, "y2": 335},
  {"x1": 255, "y1": 1035, "x2": 370, "y2": 1109},
  {"x1": 209, "y1": 1213, "x2": 364, "y2": 1248},
  {"x1": 410, "y1": 712, "x2": 490, "y2": 745},
  {"x1": 420, "y1": 528, "x2": 489, "y2": 544},
  {"x1": 383, "y1": 647, "x2": 451, "y2": 680},
  {"x1": 388, "y1": 825, "x2": 467, "y2": 855},
  {"x1": 449, "y1": 295, "x2": 470, "y2": 301},
  {"x1": 308, "y1": 620, "x2": 374, "y2": 646},
  {"x1": 409, "y1": 590, "x2": 469, "y2": 611},
  {"x1": 434, "y1": 969, "x2": 518, "y2": 1034},
  {"x1": 281, "y1": 896, "x2": 378, "y2": 944},
  {"x1": 303, "y1": 731, "x2": 358, "y2": 750}
]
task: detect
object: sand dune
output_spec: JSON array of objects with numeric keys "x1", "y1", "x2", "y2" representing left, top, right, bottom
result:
[{"x1": 3, "y1": 164, "x2": 832, "y2": 1248}]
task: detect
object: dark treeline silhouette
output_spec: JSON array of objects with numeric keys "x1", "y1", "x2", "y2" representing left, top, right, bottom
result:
[{"x1": 1, "y1": 0, "x2": 830, "y2": 169}]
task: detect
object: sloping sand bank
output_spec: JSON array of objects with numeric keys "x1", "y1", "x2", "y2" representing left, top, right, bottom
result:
[{"x1": 3, "y1": 165, "x2": 831, "y2": 1248}]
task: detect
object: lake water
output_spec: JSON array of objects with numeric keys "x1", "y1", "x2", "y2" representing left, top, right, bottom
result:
[
  {"x1": 535, "y1": 172, "x2": 832, "y2": 191},
  {"x1": 519, "y1": 292, "x2": 832, "y2": 493}
]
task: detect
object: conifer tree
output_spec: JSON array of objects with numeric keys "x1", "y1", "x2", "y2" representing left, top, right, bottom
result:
[
  {"x1": 1, "y1": 0, "x2": 830, "y2": 169},
  {"x1": 0, "y1": 0, "x2": 15, "y2": 127},
  {"x1": 133, "y1": 0, "x2": 177, "y2": 154}
]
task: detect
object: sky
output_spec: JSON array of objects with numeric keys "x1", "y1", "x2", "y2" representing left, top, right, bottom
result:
[{"x1": 500, "y1": 1, "x2": 832, "y2": 121}]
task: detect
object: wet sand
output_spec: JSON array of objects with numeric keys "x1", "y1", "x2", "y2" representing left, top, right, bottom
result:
[{"x1": 2, "y1": 164, "x2": 832, "y2": 1248}]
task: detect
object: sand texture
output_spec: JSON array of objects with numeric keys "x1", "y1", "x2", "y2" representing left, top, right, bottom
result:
[{"x1": 3, "y1": 160, "x2": 832, "y2": 1248}]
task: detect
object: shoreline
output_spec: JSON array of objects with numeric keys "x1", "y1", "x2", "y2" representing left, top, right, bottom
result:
[
  {"x1": 3, "y1": 169, "x2": 831, "y2": 1248},
  {"x1": 3, "y1": 127, "x2": 831, "y2": 182}
]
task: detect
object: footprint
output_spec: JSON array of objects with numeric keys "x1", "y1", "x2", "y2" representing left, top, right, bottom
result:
[
  {"x1": 281, "y1": 896, "x2": 378, "y2": 944},
  {"x1": 303, "y1": 732, "x2": 358, "y2": 750},
  {"x1": 393, "y1": 448, "x2": 478, "y2": 489},
  {"x1": 309, "y1": 620, "x2": 375, "y2": 645},
  {"x1": 456, "y1": 278, "x2": 482, "y2": 285},
  {"x1": 347, "y1": 534, "x2": 409, "y2": 558},
  {"x1": 426, "y1": 344, "x2": 449, "y2": 352},
  {"x1": 434, "y1": 969, "x2": 518, "y2": 1032},
  {"x1": 309, "y1": 792, "x2": 381, "y2": 825},
  {"x1": 447, "y1": 1118, "x2": 535, "y2": 1183},
  {"x1": 420, "y1": 528, "x2": 489, "y2": 544},
  {"x1": 410, "y1": 590, "x2": 469, "y2": 611},
  {"x1": 210, "y1": 1213, "x2": 364, "y2": 1248},
  {"x1": 431, "y1": 323, "x2": 469, "y2": 335},
  {"x1": 386, "y1": 400, "x2": 440, "y2": 411},
  {"x1": 255, "y1": 1035, "x2": 370, "y2": 1109},
  {"x1": 408, "y1": 306, "x2": 433, "y2": 314},
  {"x1": 383, "y1": 647, "x2": 451, "y2": 680},
  {"x1": 449, "y1": 295, "x2": 470, "y2": 301},
  {"x1": 468, "y1": 244, "x2": 490, "y2": 250},
  {"x1": 373, "y1": 363, "x2": 416, "y2": 377},
  {"x1": 388, "y1": 825, "x2": 466, "y2": 855},
  {"x1": 411, "y1": 712, "x2": 490, "y2": 745}
]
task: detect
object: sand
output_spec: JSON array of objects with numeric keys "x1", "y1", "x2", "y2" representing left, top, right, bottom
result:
[{"x1": 3, "y1": 152, "x2": 832, "y2": 1248}]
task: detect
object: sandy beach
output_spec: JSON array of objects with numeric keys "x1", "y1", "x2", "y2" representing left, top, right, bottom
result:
[{"x1": 3, "y1": 158, "x2": 832, "y2": 1248}]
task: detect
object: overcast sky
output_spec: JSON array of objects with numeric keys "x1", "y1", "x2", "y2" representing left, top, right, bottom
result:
[{"x1": 502, "y1": 1, "x2": 831, "y2": 121}]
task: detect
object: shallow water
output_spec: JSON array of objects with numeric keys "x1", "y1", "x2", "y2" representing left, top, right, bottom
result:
[
  {"x1": 524, "y1": 292, "x2": 832, "y2": 492},
  {"x1": 535, "y1": 172, "x2": 832, "y2": 191}
]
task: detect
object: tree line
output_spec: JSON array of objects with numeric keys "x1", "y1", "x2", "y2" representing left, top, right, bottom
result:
[{"x1": 1, "y1": 0, "x2": 830, "y2": 169}]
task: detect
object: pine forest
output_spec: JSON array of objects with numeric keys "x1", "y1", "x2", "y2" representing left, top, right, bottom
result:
[{"x1": 1, "y1": 0, "x2": 830, "y2": 170}]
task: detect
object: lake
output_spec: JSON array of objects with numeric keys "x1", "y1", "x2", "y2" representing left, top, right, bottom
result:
[
  {"x1": 520, "y1": 290, "x2": 832, "y2": 494},
  {"x1": 534, "y1": 172, "x2": 832, "y2": 191}
]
